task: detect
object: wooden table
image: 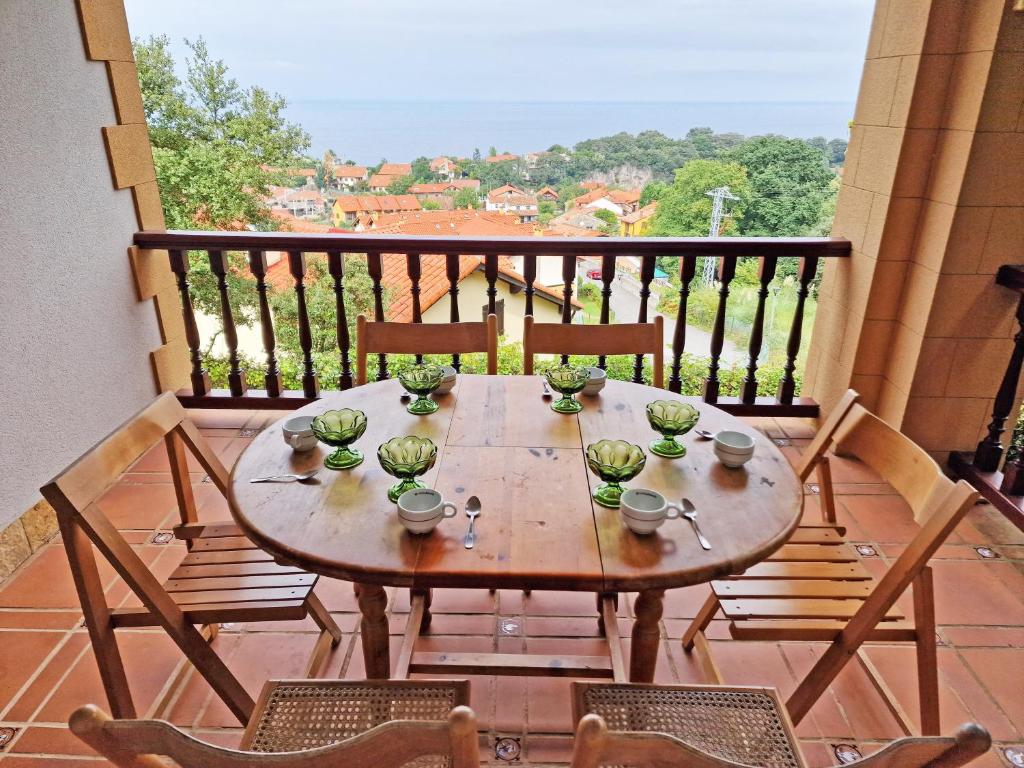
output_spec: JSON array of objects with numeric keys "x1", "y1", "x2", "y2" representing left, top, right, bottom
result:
[{"x1": 229, "y1": 375, "x2": 803, "y2": 682}]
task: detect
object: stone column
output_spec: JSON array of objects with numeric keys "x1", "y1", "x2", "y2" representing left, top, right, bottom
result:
[{"x1": 805, "y1": 0, "x2": 1024, "y2": 459}]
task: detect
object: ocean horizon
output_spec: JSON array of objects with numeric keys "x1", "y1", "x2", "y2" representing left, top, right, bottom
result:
[{"x1": 284, "y1": 99, "x2": 855, "y2": 165}]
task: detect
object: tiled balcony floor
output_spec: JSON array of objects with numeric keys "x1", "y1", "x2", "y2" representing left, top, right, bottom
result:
[{"x1": 1, "y1": 411, "x2": 1022, "y2": 767}]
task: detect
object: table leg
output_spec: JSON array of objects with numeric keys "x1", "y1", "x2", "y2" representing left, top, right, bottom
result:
[
  {"x1": 355, "y1": 582, "x2": 390, "y2": 678},
  {"x1": 596, "y1": 592, "x2": 618, "y2": 637},
  {"x1": 629, "y1": 589, "x2": 665, "y2": 682}
]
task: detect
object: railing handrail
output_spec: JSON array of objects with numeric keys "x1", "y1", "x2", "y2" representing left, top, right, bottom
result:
[{"x1": 134, "y1": 230, "x2": 852, "y2": 258}]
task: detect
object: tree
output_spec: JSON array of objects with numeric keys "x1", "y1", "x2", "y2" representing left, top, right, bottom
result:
[
  {"x1": 421, "y1": 199, "x2": 441, "y2": 210},
  {"x1": 647, "y1": 160, "x2": 751, "y2": 237},
  {"x1": 639, "y1": 181, "x2": 669, "y2": 207},
  {"x1": 452, "y1": 187, "x2": 480, "y2": 209},
  {"x1": 410, "y1": 156, "x2": 433, "y2": 182},
  {"x1": 727, "y1": 136, "x2": 833, "y2": 236},
  {"x1": 386, "y1": 175, "x2": 414, "y2": 194},
  {"x1": 557, "y1": 181, "x2": 584, "y2": 206},
  {"x1": 538, "y1": 200, "x2": 556, "y2": 224},
  {"x1": 592, "y1": 207, "x2": 621, "y2": 235},
  {"x1": 488, "y1": 146, "x2": 497, "y2": 157},
  {"x1": 472, "y1": 147, "x2": 481, "y2": 161}
]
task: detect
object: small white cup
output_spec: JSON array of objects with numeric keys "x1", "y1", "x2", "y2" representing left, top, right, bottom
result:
[
  {"x1": 396, "y1": 488, "x2": 458, "y2": 534},
  {"x1": 713, "y1": 430, "x2": 755, "y2": 468},
  {"x1": 619, "y1": 488, "x2": 682, "y2": 534},
  {"x1": 282, "y1": 416, "x2": 318, "y2": 452},
  {"x1": 434, "y1": 365, "x2": 458, "y2": 395},
  {"x1": 581, "y1": 366, "x2": 607, "y2": 396}
]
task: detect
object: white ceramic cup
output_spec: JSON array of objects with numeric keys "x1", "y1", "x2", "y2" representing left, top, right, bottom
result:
[
  {"x1": 619, "y1": 488, "x2": 682, "y2": 534},
  {"x1": 434, "y1": 365, "x2": 458, "y2": 395},
  {"x1": 396, "y1": 488, "x2": 458, "y2": 534},
  {"x1": 713, "y1": 430, "x2": 756, "y2": 468},
  {"x1": 282, "y1": 416, "x2": 318, "y2": 452},
  {"x1": 581, "y1": 366, "x2": 607, "y2": 396}
]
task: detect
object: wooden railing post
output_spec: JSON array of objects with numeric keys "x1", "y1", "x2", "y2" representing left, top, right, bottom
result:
[
  {"x1": 703, "y1": 257, "x2": 736, "y2": 404},
  {"x1": 975, "y1": 292, "x2": 1024, "y2": 471},
  {"x1": 247, "y1": 250, "x2": 282, "y2": 397},
  {"x1": 741, "y1": 256, "x2": 778, "y2": 404},
  {"x1": 446, "y1": 253, "x2": 462, "y2": 371},
  {"x1": 407, "y1": 252, "x2": 422, "y2": 363},
  {"x1": 366, "y1": 252, "x2": 387, "y2": 381},
  {"x1": 561, "y1": 254, "x2": 576, "y2": 364},
  {"x1": 776, "y1": 256, "x2": 818, "y2": 405},
  {"x1": 669, "y1": 255, "x2": 698, "y2": 394},
  {"x1": 597, "y1": 255, "x2": 616, "y2": 370},
  {"x1": 168, "y1": 249, "x2": 211, "y2": 397},
  {"x1": 288, "y1": 251, "x2": 319, "y2": 399},
  {"x1": 523, "y1": 255, "x2": 537, "y2": 317},
  {"x1": 635, "y1": 255, "x2": 656, "y2": 383},
  {"x1": 327, "y1": 251, "x2": 353, "y2": 390},
  {"x1": 207, "y1": 250, "x2": 247, "y2": 397},
  {"x1": 485, "y1": 255, "x2": 499, "y2": 316}
]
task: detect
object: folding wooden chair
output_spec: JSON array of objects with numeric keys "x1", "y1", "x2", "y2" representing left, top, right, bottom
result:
[
  {"x1": 523, "y1": 314, "x2": 665, "y2": 388},
  {"x1": 40, "y1": 393, "x2": 342, "y2": 726},
  {"x1": 355, "y1": 313, "x2": 498, "y2": 385},
  {"x1": 571, "y1": 682, "x2": 991, "y2": 768},
  {"x1": 680, "y1": 399, "x2": 980, "y2": 735},
  {"x1": 71, "y1": 679, "x2": 478, "y2": 768}
]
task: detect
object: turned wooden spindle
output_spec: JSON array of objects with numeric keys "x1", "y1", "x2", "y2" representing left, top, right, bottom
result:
[
  {"x1": 446, "y1": 253, "x2": 462, "y2": 371},
  {"x1": 704, "y1": 257, "x2": 737, "y2": 404},
  {"x1": 597, "y1": 254, "x2": 616, "y2": 370},
  {"x1": 975, "y1": 291, "x2": 1024, "y2": 472},
  {"x1": 635, "y1": 255, "x2": 656, "y2": 383},
  {"x1": 366, "y1": 252, "x2": 387, "y2": 381},
  {"x1": 669, "y1": 255, "x2": 698, "y2": 394},
  {"x1": 777, "y1": 256, "x2": 818, "y2": 405},
  {"x1": 741, "y1": 256, "x2": 778, "y2": 404},
  {"x1": 288, "y1": 251, "x2": 319, "y2": 399},
  {"x1": 523, "y1": 254, "x2": 537, "y2": 317},
  {"x1": 407, "y1": 253, "x2": 423, "y2": 363},
  {"x1": 247, "y1": 250, "x2": 282, "y2": 397},
  {"x1": 207, "y1": 250, "x2": 247, "y2": 397},
  {"x1": 168, "y1": 248, "x2": 211, "y2": 396},
  {"x1": 484, "y1": 254, "x2": 499, "y2": 316},
  {"x1": 354, "y1": 583, "x2": 389, "y2": 679},
  {"x1": 327, "y1": 251, "x2": 353, "y2": 390}
]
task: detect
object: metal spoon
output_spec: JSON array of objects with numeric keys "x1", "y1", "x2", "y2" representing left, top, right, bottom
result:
[
  {"x1": 541, "y1": 378, "x2": 552, "y2": 398},
  {"x1": 463, "y1": 495, "x2": 481, "y2": 549},
  {"x1": 249, "y1": 470, "x2": 319, "y2": 483},
  {"x1": 694, "y1": 429, "x2": 717, "y2": 440},
  {"x1": 680, "y1": 498, "x2": 712, "y2": 550}
]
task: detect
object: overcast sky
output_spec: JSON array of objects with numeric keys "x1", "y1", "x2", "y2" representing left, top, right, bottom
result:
[{"x1": 122, "y1": 0, "x2": 874, "y2": 103}]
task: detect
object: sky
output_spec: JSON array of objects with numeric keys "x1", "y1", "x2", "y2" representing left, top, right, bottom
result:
[{"x1": 122, "y1": 0, "x2": 875, "y2": 104}]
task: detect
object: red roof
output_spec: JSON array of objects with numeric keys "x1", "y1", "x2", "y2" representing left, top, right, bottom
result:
[
  {"x1": 408, "y1": 182, "x2": 456, "y2": 194},
  {"x1": 429, "y1": 157, "x2": 451, "y2": 171},
  {"x1": 368, "y1": 174, "x2": 400, "y2": 188},
  {"x1": 537, "y1": 186, "x2": 559, "y2": 199},
  {"x1": 378, "y1": 162, "x2": 412, "y2": 176},
  {"x1": 333, "y1": 194, "x2": 421, "y2": 214},
  {"x1": 334, "y1": 165, "x2": 367, "y2": 178},
  {"x1": 484, "y1": 153, "x2": 518, "y2": 163},
  {"x1": 572, "y1": 187, "x2": 609, "y2": 206},
  {"x1": 607, "y1": 189, "x2": 641, "y2": 205}
]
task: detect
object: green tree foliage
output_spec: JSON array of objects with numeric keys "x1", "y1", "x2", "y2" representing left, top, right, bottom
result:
[
  {"x1": 421, "y1": 199, "x2": 442, "y2": 210},
  {"x1": 648, "y1": 160, "x2": 751, "y2": 237},
  {"x1": 410, "y1": 156, "x2": 434, "y2": 182},
  {"x1": 452, "y1": 187, "x2": 481, "y2": 209},
  {"x1": 385, "y1": 175, "x2": 414, "y2": 194},
  {"x1": 639, "y1": 181, "x2": 669, "y2": 207},
  {"x1": 592, "y1": 207, "x2": 620, "y2": 235},
  {"x1": 685, "y1": 127, "x2": 745, "y2": 160},
  {"x1": 538, "y1": 200, "x2": 556, "y2": 224},
  {"x1": 557, "y1": 181, "x2": 584, "y2": 206},
  {"x1": 572, "y1": 130, "x2": 698, "y2": 179},
  {"x1": 726, "y1": 136, "x2": 834, "y2": 236}
]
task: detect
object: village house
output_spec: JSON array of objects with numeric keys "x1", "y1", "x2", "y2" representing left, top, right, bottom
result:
[
  {"x1": 331, "y1": 193, "x2": 421, "y2": 226},
  {"x1": 548, "y1": 207, "x2": 607, "y2": 232},
  {"x1": 619, "y1": 201, "x2": 658, "y2": 236},
  {"x1": 484, "y1": 152, "x2": 518, "y2": 164},
  {"x1": 265, "y1": 185, "x2": 326, "y2": 219},
  {"x1": 485, "y1": 184, "x2": 539, "y2": 223},
  {"x1": 536, "y1": 186, "x2": 559, "y2": 202},
  {"x1": 429, "y1": 156, "x2": 455, "y2": 179},
  {"x1": 570, "y1": 187, "x2": 642, "y2": 217},
  {"x1": 368, "y1": 162, "x2": 413, "y2": 192},
  {"x1": 331, "y1": 164, "x2": 368, "y2": 189}
]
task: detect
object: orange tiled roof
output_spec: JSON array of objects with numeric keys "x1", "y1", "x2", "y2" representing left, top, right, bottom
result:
[
  {"x1": 334, "y1": 165, "x2": 367, "y2": 178},
  {"x1": 620, "y1": 202, "x2": 658, "y2": 224},
  {"x1": 571, "y1": 187, "x2": 609, "y2": 206},
  {"x1": 543, "y1": 223, "x2": 606, "y2": 237},
  {"x1": 368, "y1": 173, "x2": 400, "y2": 188},
  {"x1": 429, "y1": 156, "x2": 451, "y2": 171},
  {"x1": 537, "y1": 186, "x2": 559, "y2": 199},
  {"x1": 269, "y1": 209, "x2": 332, "y2": 232},
  {"x1": 378, "y1": 162, "x2": 413, "y2": 176},
  {"x1": 607, "y1": 189, "x2": 641, "y2": 205},
  {"x1": 449, "y1": 179, "x2": 481, "y2": 190},
  {"x1": 409, "y1": 182, "x2": 456, "y2": 195},
  {"x1": 333, "y1": 194, "x2": 422, "y2": 214},
  {"x1": 484, "y1": 153, "x2": 518, "y2": 163}
]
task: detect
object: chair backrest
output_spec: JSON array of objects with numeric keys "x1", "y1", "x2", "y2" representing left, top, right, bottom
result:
[
  {"x1": 569, "y1": 714, "x2": 990, "y2": 768},
  {"x1": 794, "y1": 388, "x2": 859, "y2": 482},
  {"x1": 355, "y1": 313, "x2": 498, "y2": 385},
  {"x1": 70, "y1": 703, "x2": 481, "y2": 768},
  {"x1": 523, "y1": 315, "x2": 665, "y2": 388}
]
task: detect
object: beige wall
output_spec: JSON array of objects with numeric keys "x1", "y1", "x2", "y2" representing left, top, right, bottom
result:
[
  {"x1": 421, "y1": 271, "x2": 565, "y2": 342},
  {"x1": 0, "y1": 1, "x2": 162, "y2": 537}
]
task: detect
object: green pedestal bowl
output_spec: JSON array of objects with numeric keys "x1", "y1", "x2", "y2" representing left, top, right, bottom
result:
[
  {"x1": 586, "y1": 439, "x2": 647, "y2": 508},
  {"x1": 398, "y1": 364, "x2": 445, "y2": 415},
  {"x1": 646, "y1": 400, "x2": 700, "y2": 459},
  {"x1": 377, "y1": 436, "x2": 438, "y2": 502},
  {"x1": 544, "y1": 365, "x2": 589, "y2": 414},
  {"x1": 311, "y1": 409, "x2": 367, "y2": 470}
]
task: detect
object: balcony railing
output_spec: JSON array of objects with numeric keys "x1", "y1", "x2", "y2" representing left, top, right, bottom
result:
[{"x1": 133, "y1": 230, "x2": 851, "y2": 417}]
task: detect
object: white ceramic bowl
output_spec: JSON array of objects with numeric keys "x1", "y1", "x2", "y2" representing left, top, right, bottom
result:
[
  {"x1": 433, "y1": 365, "x2": 457, "y2": 395},
  {"x1": 282, "y1": 416, "x2": 318, "y2": 452},
  {"x1": 581, "y1": 366, "x2": 607, "y2": 396},
  {"x1": 713, "y1": 430, "x2": 755, "y2": 468}
]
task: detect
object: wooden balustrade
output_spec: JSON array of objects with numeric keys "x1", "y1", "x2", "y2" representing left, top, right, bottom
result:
[
  {"x1": 950, "y1": 264, "x2": 1024, "y2": 533},
  {"x1": 135, "y1": 230, "x2": 850, "y2": 417}
]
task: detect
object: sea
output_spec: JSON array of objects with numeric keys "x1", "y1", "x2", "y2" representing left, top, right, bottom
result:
[{"x1": 284, "y1": 100, "x2": 855, "y2": 164}]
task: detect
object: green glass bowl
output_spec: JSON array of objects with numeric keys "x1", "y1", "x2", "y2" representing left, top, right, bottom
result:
[
  {"x1": 646, "y1": 400, "x2": 700, "y2": 459},
  {"x1": 544, "y1": 364, "x2": 589, "y2": 414},
  {"x1": 311, "y1": 409, "x2": 367, "y2": 470},
  {"x1": 377, "y1": 436, "x2": 438, "y2": 502},
  {"x1": 398, "y1": 364, "x2": 445, "y2": 415},
  {"x1": 586, "y1": 439, "x2": 647, "y2": 508}
]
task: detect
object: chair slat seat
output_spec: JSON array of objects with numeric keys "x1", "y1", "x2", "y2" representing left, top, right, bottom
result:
[
  {"x1": 786, "y1": 526, "x2": 846, "y2": 544},
  {"x1": 738, "y1": 561, "x2": 873, "y2": 580},
  {"x1": 731, "y1": 619, "x2": 918, "y2": 642},
  {"x1": 719, "y1": 597, "x2": 904, "y2": 621},
  {"x1": 766, "y1": 543, "x2": 860, "y2": 561},
  {"x1": 712, "y1": 579, "x2": 873, "y2": 598}
]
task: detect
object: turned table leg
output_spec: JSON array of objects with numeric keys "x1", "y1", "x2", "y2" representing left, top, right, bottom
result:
[
  {"x1": 355, "y1": 582, "x2": 390, "y2": 678},
  {"x1": 629, "y1": 589, "x2": 665, "y2": 682}
]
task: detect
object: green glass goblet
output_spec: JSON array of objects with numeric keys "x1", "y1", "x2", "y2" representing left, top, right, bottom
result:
[
  {"x1": 311, "y1": 409, "x2": 367, "y2": 470},
  {"x1": 398, "y1": 364, "x2": 445, "y2": 415},
  {"x1": 646, "y1": 400, "x2": 700, "y2": 459},
  {"x1": 544, "y1": 365, "x2": 589, "y2": 414},
  {"x1": 377, "y1": 436, "x2": 438, "y2": 502},
  {"x1": 586, "y1": 439, "x2": 647, "y2": 508}
]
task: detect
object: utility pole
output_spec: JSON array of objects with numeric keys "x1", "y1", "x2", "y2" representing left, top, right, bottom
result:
[{"x1": 703, "y1": 186, "x2": 740, "y2": 285}]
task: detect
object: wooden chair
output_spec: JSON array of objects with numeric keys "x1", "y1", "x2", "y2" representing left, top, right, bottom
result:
[
  {"x1": 571, "y1": 682, "x2": 991, "y2": 768},
  {"x1": 70, "y1": 679, "x2": 479, "y2": 768},
  {"x1": 680, "y1": 398, "x2": 980, "y2": 735},
  {"x1": 40, "y1": 393, "x2": 342, "y2": 726},
  {"x1": 523, "y1": 314, "x2": 665, "y2": 388},
  {"x1": 355, "y1": 313, "x2": 498, "y2": 386}
]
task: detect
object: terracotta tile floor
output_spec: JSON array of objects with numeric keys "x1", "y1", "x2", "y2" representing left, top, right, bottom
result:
[{"x1": 1, "y1": 411, "x2": 1022, "y2": 767}]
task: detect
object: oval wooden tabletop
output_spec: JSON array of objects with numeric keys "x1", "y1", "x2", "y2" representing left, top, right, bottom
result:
[{"x1": 229, "y1": 375, "x2": 803, "y2": 592}]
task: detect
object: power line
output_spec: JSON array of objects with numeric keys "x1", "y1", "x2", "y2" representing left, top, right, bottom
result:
[{"x1": 703, "y1": 186, "x2": 740, "y2": 285}]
